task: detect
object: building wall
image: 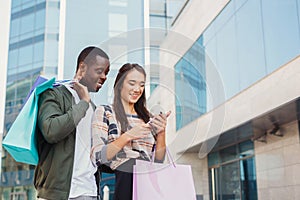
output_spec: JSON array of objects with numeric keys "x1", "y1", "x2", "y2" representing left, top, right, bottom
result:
[{"x1": 255, "y1": 121, "x2": 300, "y2": 199}]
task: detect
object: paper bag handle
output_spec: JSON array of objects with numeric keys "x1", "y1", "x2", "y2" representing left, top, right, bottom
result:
[{"x1": 152, "y1": 146, "x2": 176, "y2": 168}]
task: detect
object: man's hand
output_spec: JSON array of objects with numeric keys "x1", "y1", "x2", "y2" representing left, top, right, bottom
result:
[{"x1": 72, "y1": 81, "x2": 90, "y2": 103}]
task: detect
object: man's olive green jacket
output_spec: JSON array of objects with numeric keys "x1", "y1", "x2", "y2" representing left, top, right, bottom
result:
[{"x1": 34, "y1": 85, "x2": 94, "y2": 200}]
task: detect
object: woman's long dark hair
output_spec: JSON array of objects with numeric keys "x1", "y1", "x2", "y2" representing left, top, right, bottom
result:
[{"x1": 113, "y1": 63, "x2": 150, "y2": 133}]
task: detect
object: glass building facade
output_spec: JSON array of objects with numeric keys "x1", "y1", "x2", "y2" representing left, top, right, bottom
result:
[
  {"x1": 175, "y1": 37, "x2": 206, "y2": 130},
  {"x1": 149, "y1": 0, "x2": 189, "y2": 94},
  {"x1": 175, "y1": 0, "x2": 300, "y2": 130},
  {"x1": 2, "y1": 0, "x2": 59, "y2": 199}
]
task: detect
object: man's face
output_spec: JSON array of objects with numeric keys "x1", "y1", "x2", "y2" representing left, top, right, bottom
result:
[{"x1": 80, "y1": 55, "x2": 110, "y2": 92}]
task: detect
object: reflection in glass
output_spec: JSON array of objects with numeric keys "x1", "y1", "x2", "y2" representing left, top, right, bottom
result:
[
  {"x1": 220, "y1": 145, "x2": 237, "y2": 163},
  {"x1": 240, "y1": 158, "x2": 257, "y2": 200},
  {"x1": 261, "y1": 0, "x2": 300, "y2": 73},
  {"x1": 235, "y1": 0, "x2": 266, "y2": 90},
  {"x1": 182, "y1": 0, "x2": 300, "y2": 124},
  {"x1": 221, "y1": 162, "x2": 241, "y2": 200},
  {"x1": 208, "y1": 141, "x2": 257, "y2": 200},
  {"x1": 175, "y1": 38, "x2": 206, "y2": 130},
  {"x1": 20, "y1": 13, "x2": 35, "y2": 35}
]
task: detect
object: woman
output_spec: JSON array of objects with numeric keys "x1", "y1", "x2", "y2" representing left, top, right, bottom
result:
[{"x1": 91, "y1": 63, "x2": 170, "y2": 200}]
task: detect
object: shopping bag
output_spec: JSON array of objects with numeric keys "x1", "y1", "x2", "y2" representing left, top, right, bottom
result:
[
  {"x1": 24, "y1": 75, "x2": 48, "y2": 104},
  {"x1": 133, "y1": 158, "x2": 197, "y2": 200},
  {"x1": 2, "y1": 77, "x2": 55, "y2": 165}
]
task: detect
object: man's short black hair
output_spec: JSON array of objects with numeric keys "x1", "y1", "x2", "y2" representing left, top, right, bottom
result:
[{"x1": 76, "y1": 46, "x2": 109, "y2": 72}]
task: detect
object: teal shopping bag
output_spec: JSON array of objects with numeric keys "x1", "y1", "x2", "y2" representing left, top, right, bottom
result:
[{"x1": 2, "y1": 78, "x2": 55, "y2": 165}]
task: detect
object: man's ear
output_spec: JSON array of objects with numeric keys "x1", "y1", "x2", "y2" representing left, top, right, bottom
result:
[{"x1": 75, "y1": 62, "x2": 87, "y2": 80}]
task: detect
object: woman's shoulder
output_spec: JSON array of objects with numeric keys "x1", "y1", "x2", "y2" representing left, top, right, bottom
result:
[
  {"x1": 96, "y1": 104, "x2": 111, "y2": 109},
  {"x1": 102, "y1": 104, "x2": 113, "y2": 112},
  {"x1": 95, "y1": 104, "x2": 113, "y2": 114},
  {"x1": 94, "y1": 105, "x2": 112, "y2": 121}
]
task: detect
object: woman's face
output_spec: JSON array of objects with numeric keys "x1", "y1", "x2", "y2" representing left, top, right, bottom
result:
[{"x1": 120, "y1": 68, "x2": 145, "y2": 107}]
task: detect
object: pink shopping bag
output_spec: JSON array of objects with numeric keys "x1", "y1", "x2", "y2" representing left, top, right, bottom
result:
[{"x1": 133, "y1": 159, "x2": 197, "y2": 200}]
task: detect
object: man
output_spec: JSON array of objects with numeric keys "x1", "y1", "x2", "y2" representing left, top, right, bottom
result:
[{"x1": 34, "y1": 46, "x2": 110, "y2": 200}]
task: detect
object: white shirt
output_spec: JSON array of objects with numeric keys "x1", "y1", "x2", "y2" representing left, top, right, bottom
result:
[{"x1": 66, "y1": 86, "x2": 98, "y2": 198}]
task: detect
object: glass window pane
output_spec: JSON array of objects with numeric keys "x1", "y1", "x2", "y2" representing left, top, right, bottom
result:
[
  {"x1": 33, "y1": 42, "x2": 44, "y2": 62},
  {"x1": 175, "y1": 37, "x2": 206, "y2": 129},
  {"x1": 175, "y1": 60, "x2": 203, "y2": 128},
  {"x1": 37, "y1": 0, "x2": 46, "y2": 3},
  {"x1": 19, "y1": 45, "x2": 33, "y2": 65},
  {"x1": 236, "y1": 0, "x2": 266, "y2": 90},
  {"x1": 240, "y1": 158, "x2": 257, "y2": 200},
  {"x1": 10, "y1": 18, "x2": 21, "y2": 38},
  {"x1": 214, "y1": 0, "x2": 235, "y2": 33},
  {"x1": 32, "y1": 62, "x2": 43, "y2": 71},
  {"x1": 220, "y1": 145, "x2": 237, "y2": 163},
  {"x1": 12, "y1": 0, "x2": 22, "y2": 8},
  {"x1": 150, "y1": 16, "x2": 167, "y2": 29},
  {"x1": 239, "y1": 140, "x2": 254, "y2": 158},
  {"x1": 167, "y1": 0, "x2": 188, "y2": 22},
  {"x1": 16, "y1": 79, "x2": 31, "y2": 100},
  {"x1": 8, "y1": 49, "x2": 19, "y2": 69},
  {"x1": 109, "y1": 0, "x2": 128, "y2": 7},
  {"x1": 7, "y1": 67, "x2": 18, "y2": 76},
  {"x1": 109, "y1": 13, "x2": 127, "y2": 37},
  {"x1": 208, "y1": 151, "x2": 220, "y2": 167},
  {"x1": 220, "y1": 162, "x2": 241, "y2": 199},
  {"x1": 20, "y1": 13, "x2": 35, "y2": 35},
  {"x1": 234, "y1": 0, "x2": 248, "y2": 9},
  {"x1": 203, "y1": 20, "x2": 216, "y2": 47},
  {"x1": 150, "y1": 0, "x2": 165, "y2": 15},
  {"x1": 215, "y1": 17, "x2": 239, "y2": 99},
  {"x1": 22, "y1": 0, "x2": 35, "y2": 9},
  {"x1": 262, "y1": 0, "x2": 300, "y2": 73},
  {"x1": 35, "y1": 9, "x2": 46, "y2": 31}
]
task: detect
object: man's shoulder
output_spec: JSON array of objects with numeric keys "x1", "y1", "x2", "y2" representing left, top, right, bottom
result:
[
  {"x1": 45, "y1": 85, "x2": 70, "y2": 95},
  {"x1": 40, "y1": 86, "x2": 71, "y2": 101}
]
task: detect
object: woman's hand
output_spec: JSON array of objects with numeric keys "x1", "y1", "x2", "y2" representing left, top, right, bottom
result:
[
  {"x1": 149, "y1": 111, "x2": 171, "y2": 136},
  {"x1": 151, "y1": 111, "x2": 171, "y2": 161},
  {"x1": 123, "y1": 124, "x2": 152, "y2": 141},
  {"x1": 106, "y1": 122, "x2": 152, "y2": 161}
]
